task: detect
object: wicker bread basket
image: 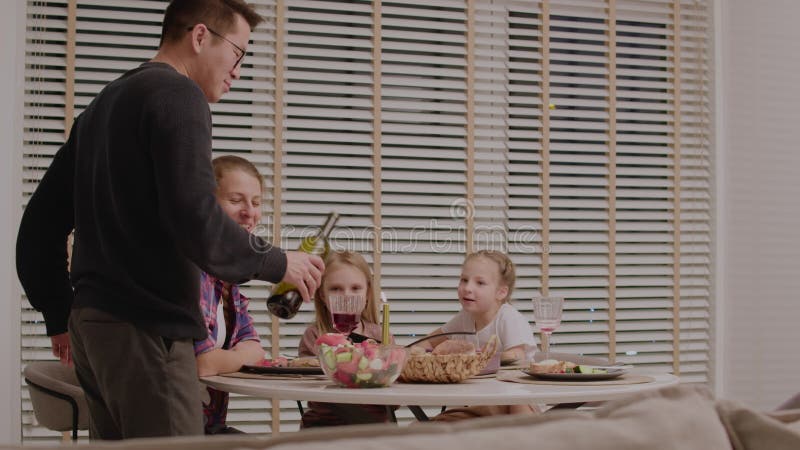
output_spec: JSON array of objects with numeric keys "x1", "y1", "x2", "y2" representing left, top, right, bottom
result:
[{"x1": 400, "y1": 335, "x2": 499, "y2": 383}]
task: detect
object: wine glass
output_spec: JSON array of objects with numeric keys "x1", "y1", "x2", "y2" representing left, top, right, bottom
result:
[
  {"x1": 532, "y1": 296, "x2": 564, "y2": 361},
  {"x1": 328, "y1": 294, "x2": 365, "y2": 335}
]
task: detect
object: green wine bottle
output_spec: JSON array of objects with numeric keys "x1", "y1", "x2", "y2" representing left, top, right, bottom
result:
[{"x1": 267, "y1": 212, "x2": 339, "y2": 319}]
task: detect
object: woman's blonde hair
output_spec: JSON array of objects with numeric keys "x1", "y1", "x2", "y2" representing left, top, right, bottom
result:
[
  {"x1": 463, "y1": 250, "x2": 516, "y2": 303},
  {"x1": 212, "y1": 155, "x2": 263, "y2": 191},
  {"x1": 312, "y1": 251, "x2": 378, "y2": 334}
]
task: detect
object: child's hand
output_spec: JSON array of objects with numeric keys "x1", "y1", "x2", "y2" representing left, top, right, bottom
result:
[
  {"x1": 500, "y1": 349, "x2": 523, "y2": 365},
  {"x1": 315, "y1": 333, "x2": 349, "y2": 347},
  {"x1": 409, "y1": 345, "x2": 428, "y2": 356},
  {"x1": 432, "y1": 340, "x2": 476, "y2": 355},
  {"x1": 500, "y1": 345, "x2": 526, "y2": 365}
]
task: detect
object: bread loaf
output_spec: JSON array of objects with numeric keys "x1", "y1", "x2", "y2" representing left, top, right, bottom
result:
[
  {"x1": 288, "y1": 356, "x2": 320, "y2": 368},
  {"x1": 432, "y1": 339, "x2": 476, "y2": 356},
  {"x1": 529, "y1": 359, "x2": 576, "y2": 374}
]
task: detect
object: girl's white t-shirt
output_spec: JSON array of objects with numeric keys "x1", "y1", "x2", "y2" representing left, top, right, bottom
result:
[{"x1": 440, "y1": 303, "x2": 538, "y2": 363}]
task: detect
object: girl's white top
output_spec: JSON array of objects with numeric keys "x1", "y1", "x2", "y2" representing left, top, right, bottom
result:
[{"x1": 441, "y1": 303, "x2": 537, "y2": 362}]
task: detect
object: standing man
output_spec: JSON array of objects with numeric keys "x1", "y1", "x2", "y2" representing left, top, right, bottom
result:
[{"x1": 16, "y1": 0, "x2": 323, "y2": 440}]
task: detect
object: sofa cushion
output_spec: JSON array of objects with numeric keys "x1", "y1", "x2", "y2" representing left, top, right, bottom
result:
[
  {"x1": 776, "y1": 393, "x2": 800, "y2": 410},
  {"x1": 3, "y1": 386, "x2": 724, "y2": 450},
  {"x1": 257, "y1": 385, "x2": 731, "y2": 450},
  {"x1": 716, "y1": 401, "x2": 800, "y2": 450}
]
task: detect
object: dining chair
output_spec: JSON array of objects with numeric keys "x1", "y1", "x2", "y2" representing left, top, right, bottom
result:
[{"x1": 23, "y1": 361, "x2": 90, "y2": 441}]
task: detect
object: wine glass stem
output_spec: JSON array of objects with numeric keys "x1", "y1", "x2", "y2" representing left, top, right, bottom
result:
[{"x1": 542, "y1": 332, "x2": 551, "y2": 360}]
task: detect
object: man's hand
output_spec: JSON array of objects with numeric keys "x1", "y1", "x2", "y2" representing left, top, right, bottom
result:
[
  {"x1": 50, "y1": 332, "x2": 71, "y2": 366},
  {"x1": 282, "y1": 251, "x2": 325, "y2": 302}
]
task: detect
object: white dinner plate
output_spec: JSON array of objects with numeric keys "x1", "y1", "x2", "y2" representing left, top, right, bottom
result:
[
  {"x1": 521, "y1": 368, "x2": 627, "y2": 381},
  {"x1": 240, "y1": 365, "x2": 323, "y2": 376}
]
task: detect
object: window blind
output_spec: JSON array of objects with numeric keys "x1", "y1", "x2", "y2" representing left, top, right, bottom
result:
[
  {"x1": 21, "y1": 0, "x2": 713, "y2": 442},
  {"x1": 23, "y1": 1, "x2": 72, "y2": 441}
]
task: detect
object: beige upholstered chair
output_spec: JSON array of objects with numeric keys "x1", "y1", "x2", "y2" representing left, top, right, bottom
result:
[{"x1": 23, "y1": 361, "x2": 90, "y2": 441}]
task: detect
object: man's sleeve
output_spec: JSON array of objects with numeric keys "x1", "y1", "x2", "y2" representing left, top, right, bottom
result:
[
  {"x1": 145, "y1": 82, "x2": 286, "y2": 284},
  {"x1": 16, "y1": 131, "x2": 77, "y2": 336}
]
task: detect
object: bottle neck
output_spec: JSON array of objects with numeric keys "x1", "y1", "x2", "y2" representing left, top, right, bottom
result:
[{"x1": 317, "y1": 212, "x2": 339, "y2": 239}]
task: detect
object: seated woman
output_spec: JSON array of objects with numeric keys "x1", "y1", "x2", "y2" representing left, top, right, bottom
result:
[{"x1": 194, "y1": 155, "x2": 266, "y2": 434}]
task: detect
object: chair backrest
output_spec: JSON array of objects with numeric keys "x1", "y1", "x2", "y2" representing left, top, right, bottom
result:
[{"x1": 23, "y1": 361, "x2": 90, "y2": 434}]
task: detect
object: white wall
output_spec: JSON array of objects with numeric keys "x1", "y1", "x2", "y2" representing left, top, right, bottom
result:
[
  {"x1": 0, "y1": 0, "x2": 25, "y2": 444},
  {"x1": 720, "y1": 0, "x2": 800, "y2": 409}
]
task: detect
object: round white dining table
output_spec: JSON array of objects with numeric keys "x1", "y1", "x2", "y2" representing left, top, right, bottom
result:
[{"x1": 201, "y1": 372, "x2": 679, "y2": 408}]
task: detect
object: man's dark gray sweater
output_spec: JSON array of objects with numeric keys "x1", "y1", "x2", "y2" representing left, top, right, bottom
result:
[{"x1": 16, "y1": 62, "x2": 286, "y2": 339}]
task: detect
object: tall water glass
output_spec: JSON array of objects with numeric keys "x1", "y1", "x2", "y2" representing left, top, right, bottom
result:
[{"x1": 532, "y1": 296, "x2": 564, "y2": 360}]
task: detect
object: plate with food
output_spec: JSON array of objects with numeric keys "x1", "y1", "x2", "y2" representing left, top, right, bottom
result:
[
  {"x1": 522, "y1": 359, "x2": 628, "y2": 381},
  {"x1": 240, "y1": 356, "x2": 324, "y2": 375}
]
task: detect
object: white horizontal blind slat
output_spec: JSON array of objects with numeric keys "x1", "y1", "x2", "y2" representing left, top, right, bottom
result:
[
  {"x1": 373, "y1": 1, "x2": 471, "y2": 351},
  {"x1": 260, "y1": 2, "x2": 380, "y2": 430},
  {"x1": 505, "y1": 4, "x2": 546, "y2": 311},
  {"x1": 542, "y1": 1, "x2": 613, "y2": 358},
  {"x1": 22, "y1": 1, "x2": 71, "y2": 440},
  {"x1": 675, "y1": 0, "x2": 712, "y2": 383}
]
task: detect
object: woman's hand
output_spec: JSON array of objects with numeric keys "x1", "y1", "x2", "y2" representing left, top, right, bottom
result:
[
  {"x1": 196, "y1": 340, "x2": 265, "y2": 377},
  {"x1": 232, "y1": 340, "x2": 265, "y2": 364}
]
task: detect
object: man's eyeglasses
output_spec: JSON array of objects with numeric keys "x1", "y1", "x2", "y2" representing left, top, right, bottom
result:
[{"x1": 187, "y1": 25, "x2": 246, "y2": 70}]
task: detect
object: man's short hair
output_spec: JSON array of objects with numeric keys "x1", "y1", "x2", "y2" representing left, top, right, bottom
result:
[{"x1": 160, "y1": 0, "x2": 264, "y2": 47}]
